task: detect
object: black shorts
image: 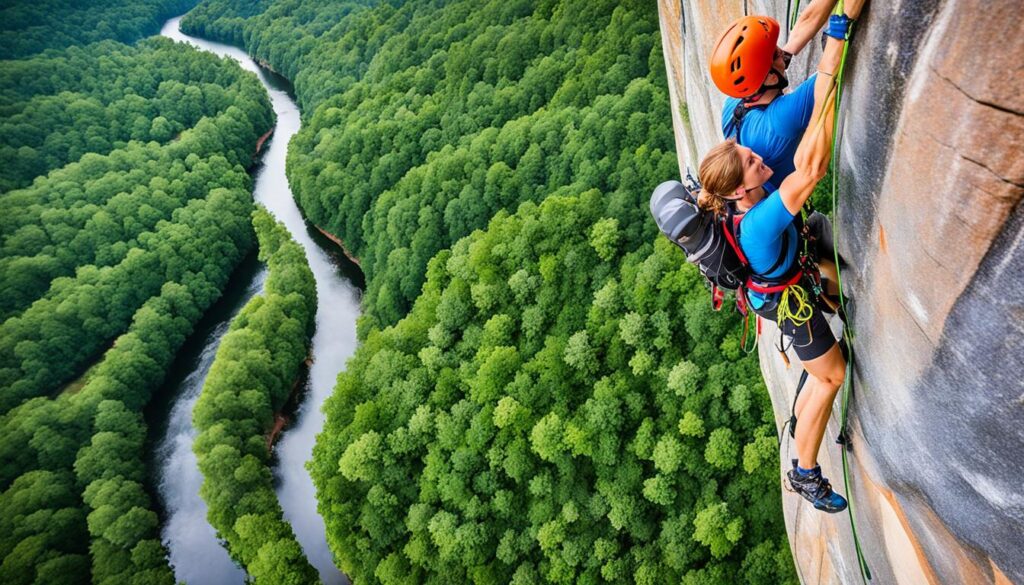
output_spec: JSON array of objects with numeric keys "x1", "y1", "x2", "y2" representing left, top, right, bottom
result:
[
  {"x1": 752, "y1": 290, "x2": 838, "y2": 362},
  {"x1": 751, "y1": 211, "x2": 839, "y2": 361}
]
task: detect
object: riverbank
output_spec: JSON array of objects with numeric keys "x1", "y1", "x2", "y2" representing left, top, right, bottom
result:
[
  {"x1": 313, "y1": 225, "x2": 361, "y2": 267},
  {"x1": 255, "y1": 127, "x2": 274, "y2": 154},
  {"x1": 155, "y1": 16, "x2": 358, "y2": 585},
  {"x1": 266, "y1": 356, "x2": 314, "y2": 450}
]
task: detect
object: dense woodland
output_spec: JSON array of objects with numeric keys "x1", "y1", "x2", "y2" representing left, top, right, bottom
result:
[
  {"x1": 0, "y1": 0, "x2": 196, "y2": 59},
  {"x1": 192, "y1": 207, "x2": 319, "y2": 584},
  {"x1": 0, "y1": 2, "x2": 276, "y2": 583},
  {"x1": 184, "y1": 0, "x2": 796, "y2": 583},
  {"x1": 0, "y1": 38, "x2": 273, "y2": 412},
  {"x1": 1, "y1": 0, "x2": 803, "y2": 582},
  {"x1": 310, "y1": 194, "x2": 791, "y2": 583}
]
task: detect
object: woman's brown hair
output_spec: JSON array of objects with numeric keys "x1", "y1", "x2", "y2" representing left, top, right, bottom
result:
[{"x1": 697, "y1": 139, "x2": 744, "y2": 217}]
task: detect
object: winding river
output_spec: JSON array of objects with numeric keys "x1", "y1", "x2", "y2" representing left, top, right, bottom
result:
[{"x1": 149, "y1": 16, "x2": 361, "y2": 585}]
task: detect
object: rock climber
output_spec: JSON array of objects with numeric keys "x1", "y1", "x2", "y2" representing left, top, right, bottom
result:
[
  {"x1": 714, "y1": 0, "x2": 848, "y2": 183},
  {"x1": 711, "y1": 1, "x2": 863, "y2": 297},
  {"x1": 698, "y1": 0, "x2": 865, "y2": 513}
]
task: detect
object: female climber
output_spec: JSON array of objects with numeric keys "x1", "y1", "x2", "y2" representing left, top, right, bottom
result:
[{"x1": 696, "y1": 6, "x2": 860, "y2": 513}]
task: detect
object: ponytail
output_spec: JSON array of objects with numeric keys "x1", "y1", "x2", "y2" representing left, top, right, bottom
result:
[{"x1": 697, "y1": 139, "x2": 744, "y2": 217}]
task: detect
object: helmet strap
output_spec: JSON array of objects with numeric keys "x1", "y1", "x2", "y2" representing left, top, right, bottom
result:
[
  {"x1": 742, "y1": 93, "x2": 764, "y2": 105},
  {"x1": 759, "y1": 67, "x2": 790, "y2": 92}
]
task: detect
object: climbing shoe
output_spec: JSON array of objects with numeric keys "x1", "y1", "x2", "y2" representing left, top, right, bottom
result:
[{"x1": 786, "y1": 460, "x2": 848, "y2": 513}]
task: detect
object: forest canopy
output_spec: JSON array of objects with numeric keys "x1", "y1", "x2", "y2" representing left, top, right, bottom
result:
[
  {"x1": 192, "y1": 206, "x2": 319, "y2": 584},
  {"x1": 307, "y1": 193, "x2": 795, "y2": 583},
  {"x1": 0, "y1": 5, "x2": 274, "y2": 582},
  {"x1": 184, "y1": 0, "x2": 795, "y2": 582},
  {"x1": 0, "y1": 0, "x2": 197, "y2": 58}
]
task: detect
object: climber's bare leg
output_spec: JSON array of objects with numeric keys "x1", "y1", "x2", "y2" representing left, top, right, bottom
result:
[
  {"x1": 794, "y1": 342, "x2": 846, "y2": 469},
  {"x1": 794, "y1": 384, "x2": 812, "y2": 419}
]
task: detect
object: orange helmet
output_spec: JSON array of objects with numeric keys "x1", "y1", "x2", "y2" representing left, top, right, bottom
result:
[{"x1": 709, "y1": 16, "x2": 781, "y2": 98}]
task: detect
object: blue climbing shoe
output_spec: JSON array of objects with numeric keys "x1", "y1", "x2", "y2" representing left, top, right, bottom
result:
[{"x1": 786, "y1": 460, "x2": 848, "y2": 513}]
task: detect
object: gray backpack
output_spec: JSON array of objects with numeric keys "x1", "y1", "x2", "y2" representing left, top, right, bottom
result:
[{"x1": 649, "y1": 173, "x2": 748, "y2": 309}]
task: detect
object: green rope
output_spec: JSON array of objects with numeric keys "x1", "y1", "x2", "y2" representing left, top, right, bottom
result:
[
  {"x1": 789, "y1": 0, "x2": 801, "y2": 31},
  {"x1": 742, "y1": 310, "x2": 759, "y2": 354},
  {"x1": 828, "y1": 2, "x2": 872, "y2": 582}
]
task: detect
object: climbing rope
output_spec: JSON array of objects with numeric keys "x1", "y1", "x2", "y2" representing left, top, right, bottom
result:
[
  {"x1": 777, "y1": 284, "x2": 814, "y2": 327},
  {"x1": 824, "y1": 1, "x2": 872, "y2": 582},
  {"x1": 786, "y1": 0, "x2": 801, "y2": 37},
  {"x1": 741, "y1": 308, "x2": 761, "y2": 354}
]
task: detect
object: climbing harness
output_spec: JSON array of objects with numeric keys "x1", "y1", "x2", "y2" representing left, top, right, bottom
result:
[{"x1": 726, "y1": 200, "x2": 839, "y2": 369}]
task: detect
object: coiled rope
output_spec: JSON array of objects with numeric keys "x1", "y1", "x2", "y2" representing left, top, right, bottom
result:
[{"x1": 777, "y1": 283, "x2": 815, "y2": 328}]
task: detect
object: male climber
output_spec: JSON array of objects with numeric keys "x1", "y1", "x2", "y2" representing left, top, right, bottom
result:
[
  {"x1": 704, "y1": 0, "x2": 866, "y2": 513},
  {"x1": 712, "y1": 0, "x2": 861, "y2": 183},
  {"x1": 711, "y1": 0, "x2": 867, "y2": 316}
]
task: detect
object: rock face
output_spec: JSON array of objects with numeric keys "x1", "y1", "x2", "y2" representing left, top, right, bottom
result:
[{"x1": 659, "y1": 1, "x2": 1024, "y2": 583}]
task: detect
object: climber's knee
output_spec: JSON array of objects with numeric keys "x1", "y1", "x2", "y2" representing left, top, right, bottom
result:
[{"x1": 804, "y1": 342, "x2": 845, "y2": 391}]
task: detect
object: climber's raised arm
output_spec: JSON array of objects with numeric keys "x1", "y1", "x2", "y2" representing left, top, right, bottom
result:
[
  {"x1": 777, "y1": 18, "x2": 852, "y2": 215},
  {"x1": 842, "y1": 0, "x2": 867, "y2": 21},
  {"x1": 784, "y1": 0, "x2": 867, "y2": 59},
  {"x1": 781, "y1": 0, "x2": 837, "y2": 58}
]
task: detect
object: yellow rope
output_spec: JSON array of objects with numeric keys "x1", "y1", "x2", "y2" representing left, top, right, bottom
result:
[{"x1": 776, "y1": 284, "x2": 814, "y2": 327}]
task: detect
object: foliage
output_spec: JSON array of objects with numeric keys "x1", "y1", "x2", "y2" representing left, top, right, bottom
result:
[
  {"x1": 184, "y1": 0, "x2": 797, "y2": 581},
  {"x1": 0, "y1": 11, "x2": 273, "y2": 583},
  {"x1": 0, "y1": 38, "x2": 271, "y2": 192},
  {"x1": 0, "y1": 0, "x2": 802, "y2": 582},
  {"x1": 306, "y1": 194, "x2": 795, "y2": 583},
  {"x1": 0, "y1": 44, "x2": 273, "y2": 410},
  {"x1": 1, "y1": 250, "x2": 252, "y2": 584},
  {"x1": 184, "y1": 0, "x2": 675, "y2": 328},
  {"x1": 0, "y1": 187, "x2": 257, "y2": 413},
  {"x1": 0, "y1": 0, "x2": 197, "y2": 58},
  {"x1": 0, "y1": 38, "x2": 273, "y2": 321},
  {"x1": 191, "y1": 207, "x2": 319, "y2": 583}
]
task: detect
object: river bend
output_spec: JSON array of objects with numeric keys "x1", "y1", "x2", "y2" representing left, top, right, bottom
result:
[{"x1": 152, "y1": 16, "x2": 360, "y2": 585}]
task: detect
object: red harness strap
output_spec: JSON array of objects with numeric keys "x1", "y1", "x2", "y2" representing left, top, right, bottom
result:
[
  {"x1": 720, "y1": 214, "x2": 806, "y2": 297},
  {"x1": 745, "y1": 268, "x2": 802, "y2": 294}
]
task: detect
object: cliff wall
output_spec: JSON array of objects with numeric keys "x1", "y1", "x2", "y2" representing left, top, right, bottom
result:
[{"x1": 659, "y1": 1, "x2": 1024, "y2": 583}]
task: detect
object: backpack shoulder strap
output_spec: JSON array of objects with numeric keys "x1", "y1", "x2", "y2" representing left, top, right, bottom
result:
[
  {"x1": 725, "y1": 104, "x2": 747, "y2": 145},
  {"x1": 722, "y1": 205, "x2": 749, "y2": 266},
  {"x1": 725, "y1": 100, "x2": 770, "y2": 146}
]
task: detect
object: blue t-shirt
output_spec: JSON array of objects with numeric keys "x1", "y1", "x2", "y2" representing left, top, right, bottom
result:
[
  {"x1": 737, "y1": 189, "x2": 798, "y2": 309},
  {"x1": 721, "y1": 74, "x2": 817, "y2": 185}
]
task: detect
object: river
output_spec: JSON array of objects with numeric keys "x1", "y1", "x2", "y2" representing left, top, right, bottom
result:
[{"x1": 150, "y1": 16, "x2": 361, "y2": 585}]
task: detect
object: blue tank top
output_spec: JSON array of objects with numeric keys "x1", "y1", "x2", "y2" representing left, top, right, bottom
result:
[{"x1": 737, "y1": 189, "x2": 798, "y2": 309}]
